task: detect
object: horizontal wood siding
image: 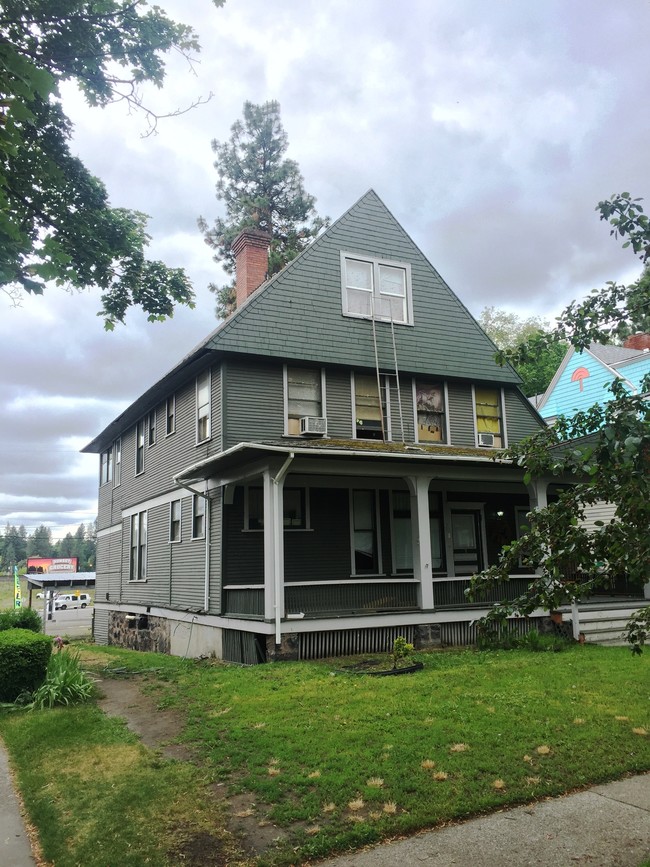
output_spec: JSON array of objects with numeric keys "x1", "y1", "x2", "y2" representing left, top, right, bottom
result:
[
  {"x1": 285, "y1": 488, "x2": 351, "y2": 581},
  {"x1": 121, "y1": 503, "x2": 171, "y2": 607},
  {"x1": 223, "y1": 486, "x2": 263, "y2": 584},
  {"x1": 169, "y1": 494, "x2": 206, "y2": 610},
  {"x1": 223, "y1": 360, "x2": 284, "y2": 447},
  {"x1": 93, "y1": 608, "x2": 109, "y2": 645},
  {"x1": 447, "y1": 382, "x2": 475, "y2": 446},
  {"x1": 96, "y1": 531, "x2": 121, "y2": 599},
  {"x1": 390, "y1": 378, "x2": 415, "y2": 442},
  {"x1": 581, "y1": 500, "x2": 617, "y2": 532},
  {"x1": 326, "y1": 370, "x2": 354, "y2": 438},
  {"x1": 505, "y1": 389, "x2": 545, "y2": 443}
]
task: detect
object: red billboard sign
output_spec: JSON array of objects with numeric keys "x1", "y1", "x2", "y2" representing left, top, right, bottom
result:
[{"x1": 26, "y1": 557, "x2": 79, "y2": 574}]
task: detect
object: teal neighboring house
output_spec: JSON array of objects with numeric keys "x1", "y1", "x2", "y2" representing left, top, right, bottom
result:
[{"x1": 535, "y1": 338, "x2": 650, "y2": 424}]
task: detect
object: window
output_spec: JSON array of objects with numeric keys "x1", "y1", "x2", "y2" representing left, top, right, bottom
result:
[
  {"x1": 166, "y1": 395, "x2": 176, "y2": 436},
  {"x1": 428, "y1": 492, "x2": 445, "y2": 572},
  {"x1": 196, "y1": 372, "x2": 211, "y2": 443},
  {"x1": 286, "y1": 367, "x2": 322, "y2": 435},
  {"x1": 114, "y1": 438, "x2": 121, "y2": 486},
  {"x1": 192, "y1": 495, "x2": 206, "y2": 539},
  {"x1": 170, "y1": 499, "x2": 181, "y2": 543},
  {"x1": 352, "y1": 490, "x2": 379, "y2": 574},
  {"x1": 354, "y1": 373, "x2": 387, "y2": 440},
  {"x1": 129, "y1": 511, "x2": 147, "y2": 580},
  {"x1": 475, "y1": 387, "x2": 504, "y2": 448},
  {"x1": 415, "y1": 382, "x2": 446, "y2": 443},
  {"x1": 341, "y1": 253, "x2": 412, "y2": 325},
  {"x1": 390, "y1": 490, "x2": 445, "y2": 574},
  {"x1": 148, "y1": 410, "x2": 156, "y2": 446},
  {"x1": 135, "y1": 421, "x2": 145, "y2": 474},
  {"x1": 246, "y1": 487, "x2": 307, "y2": 530},
  {"x1": 100, "y1": 447, "x2": 113, "y2": 485}
]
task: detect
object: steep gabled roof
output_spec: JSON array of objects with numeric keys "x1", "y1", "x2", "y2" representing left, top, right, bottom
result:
[
  {"x1": 205, "y1": 190, "x2": 520, "y2": 383},
  {"x1": 84, "y1": 190, "x2": 521, "y2": 452}
]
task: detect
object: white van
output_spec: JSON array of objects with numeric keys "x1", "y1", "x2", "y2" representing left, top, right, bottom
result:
[{"x1": 54, "y1": 593, "x2": 92, "y2": 610}]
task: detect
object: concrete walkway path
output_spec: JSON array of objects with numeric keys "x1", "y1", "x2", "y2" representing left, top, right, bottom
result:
[
  {"x1": 319, "y1": 773, "x2": 650, "y2": 867},
  {"x1": 0, "y1": 739, "x2": 35, "y2": 867}
]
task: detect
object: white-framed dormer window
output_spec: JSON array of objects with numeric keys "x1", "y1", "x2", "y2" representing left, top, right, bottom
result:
[
  {"x1": 414, "y1": 381, "x2": 447, "y2": 443},
  {"x1": 341, "y1": 252, "x2": 413, "y2": 325},
  {"x1": 135, "y1": 420, "x2": 145, "y2": 475},
  {"x1": 284, "y1": 366, "x2": 325, "y2": 436},
  {"x1": 196, "y1": 371, "x2": 211, "y2": 443},
  {"x1": 473, "y1": 386, "x2": 506, "y2": 448}
]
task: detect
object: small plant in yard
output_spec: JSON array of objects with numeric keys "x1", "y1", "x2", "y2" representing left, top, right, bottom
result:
[
  {"x1": 391, "y1": 636, "x2": 414, "y2": 669},
  {"x1": 29, "y1": 647, "x2": 95, "y2": 710},
  {"x1": 623, "y1": 605, "x2": 650, "y2": 655}
]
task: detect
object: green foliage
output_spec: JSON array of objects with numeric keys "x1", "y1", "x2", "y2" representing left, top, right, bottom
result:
[
  {"x1": 0, "y1": 606, "x2": 42, "y2": 632},
  {"x1": 623, "y1": 606, "x2": 650, "y2": 656},
  {"x1": 478, "y1": 307, "x2": 567, "y2": 396},
  {"x1": 0, "y1": 628, "x2": 51, "y2": 701},
  {"x1": 0, "y1": 0, "x2": 218, "y2": 326},
  {"x1": 198, "y1": 100, "x2": 329, "y2": 319},
  {"x1": 391, "y1": 635, "x2": 414, "y2": 668},
  {"x1": 477, "y1": 626, "x2": 570, "y2": 653},
  {"x1": 29, "y1": 648, "x2": 95, "y2": 709},
  {"x1": 472, "y1": 194, "x2": 650, "y2": 631}
]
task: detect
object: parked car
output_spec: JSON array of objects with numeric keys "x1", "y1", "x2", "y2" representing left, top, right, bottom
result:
[{"x1": 54, "y1": 593, "x2": 92, "y2": 610}]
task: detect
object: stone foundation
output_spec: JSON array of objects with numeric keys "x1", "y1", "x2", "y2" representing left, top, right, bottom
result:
[
  {"x1": 109, "y1": 611, "x2": 170, "y2": 654},
  {"x1": 414, "y1": 623, "x2": 442, "y2": 649},
  {"x1": 266, "y1": 632, "x2": 299, "y2": 661}
]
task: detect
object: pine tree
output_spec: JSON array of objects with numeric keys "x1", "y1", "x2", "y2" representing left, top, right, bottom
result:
[{"x1": 198, "y1": 101, "x2": 328, "y2": 318}]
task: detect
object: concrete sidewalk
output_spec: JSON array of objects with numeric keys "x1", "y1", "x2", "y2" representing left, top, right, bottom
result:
[
  {"x1": 1, "y1": 733, "x2": 648, "y2": 867},
  {"x1": 319, "y1": 773, "x2": 650, "y2": 867},
  {"x1": 0, "y1": 740, "x2": 35, "y2": 867}
]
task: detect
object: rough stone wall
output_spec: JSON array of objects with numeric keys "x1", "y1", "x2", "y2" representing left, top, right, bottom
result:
[{"x1": 109, "y1": 611, "x2": 171, "y2": 654}]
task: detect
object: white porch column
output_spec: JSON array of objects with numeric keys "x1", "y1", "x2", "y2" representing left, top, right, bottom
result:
[
  {"x1": 406, "y1": 475, "x2": 435, "y2": 610},
  {"x1": 526, "y1": 478, "x2": 548, "y2": 512},
  {"x1": 262, "y1": 470, "x2": 284, "y2": 624}
]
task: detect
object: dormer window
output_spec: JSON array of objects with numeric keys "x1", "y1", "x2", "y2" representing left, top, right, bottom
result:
[{"x1": 341, "y1": 253, "x2": 412, "y2": 325}]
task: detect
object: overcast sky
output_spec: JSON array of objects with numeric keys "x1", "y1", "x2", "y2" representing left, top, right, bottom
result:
[{"x1": 1, "y1": 0, "x2": 649, "y2": 544}]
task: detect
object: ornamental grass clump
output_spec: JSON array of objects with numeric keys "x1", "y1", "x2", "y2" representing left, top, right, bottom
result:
[{"x1": 30, "y1": 647, "x2": 95, "y2": 710}]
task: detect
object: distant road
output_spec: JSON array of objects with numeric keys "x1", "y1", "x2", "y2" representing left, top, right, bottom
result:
[{"x1": 41, "y1": 606, "x2": 93, "y2": 639}]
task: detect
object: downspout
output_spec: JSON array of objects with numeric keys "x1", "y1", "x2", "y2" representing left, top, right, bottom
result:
[
  {"x1": 272, "y1": 453, "x2": 294, "y2": 645},
  {"x1": 176, "y1": 478, "x2": 210, "y2": 612}
]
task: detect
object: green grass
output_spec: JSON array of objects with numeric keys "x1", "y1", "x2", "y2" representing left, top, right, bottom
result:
[{"x1": 1, "y1": 643, "x2": 649, "y2": 866}]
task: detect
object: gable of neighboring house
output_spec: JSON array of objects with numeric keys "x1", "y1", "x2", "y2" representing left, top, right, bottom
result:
[{"x1": 537, "y1": 339, "x2": 650, "y2": 423}]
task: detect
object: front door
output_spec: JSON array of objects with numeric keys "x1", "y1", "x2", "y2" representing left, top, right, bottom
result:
[{"x1": 450, "y1": 509, "x2": 484, "y2": 575}]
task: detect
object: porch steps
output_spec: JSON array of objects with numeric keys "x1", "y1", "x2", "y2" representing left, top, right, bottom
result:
[{"x1": 560, "y1": 601, "x2": 648, "y2": 646}]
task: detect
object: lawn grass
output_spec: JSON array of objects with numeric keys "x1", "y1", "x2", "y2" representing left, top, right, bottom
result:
[{"x1": 1, "y1": 643, "x2": 648, "y2": 866}]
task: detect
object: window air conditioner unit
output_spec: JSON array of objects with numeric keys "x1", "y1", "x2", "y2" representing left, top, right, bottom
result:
[
  {"x1": 300, "y1": 416, "x2": 327, "y2": 437},
  {"x1": 478, "y1": 432, "x2": 495, "y2": 447}
]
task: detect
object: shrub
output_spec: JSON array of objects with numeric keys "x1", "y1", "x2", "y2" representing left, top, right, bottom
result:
[
  {"x1": 0, "y1": 629, "x2": 52, "y2": 702},
  {"x1": 30, "y1": 648, "x2": 95, "y2": 709},
  {"x1": 623, "y1": 606, "x2": 650, "y2": 655},
  {"x1": 477, "y1": 625, "x2": 570, "y2": 652},
  {"x1": 0, "y1": 607, "x2": 42, "y2": 633}
]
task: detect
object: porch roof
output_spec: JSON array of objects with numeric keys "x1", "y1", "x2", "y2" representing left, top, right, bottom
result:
[{"x1": 175, "y1": 438, "x2": 512, "y2": 487}]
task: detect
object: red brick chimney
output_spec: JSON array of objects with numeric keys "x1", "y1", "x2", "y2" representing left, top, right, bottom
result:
[
  {"x1": 232, "y1": 229, "x2": 271, "y2": 308},
  {"x1": 623, "y1": 333, "x2": 650, "y2": 351}
]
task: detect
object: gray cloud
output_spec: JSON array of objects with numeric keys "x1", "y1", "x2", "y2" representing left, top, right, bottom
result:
[{"x1": 2, "y1": 0, "x2": 649, "y2": 539}]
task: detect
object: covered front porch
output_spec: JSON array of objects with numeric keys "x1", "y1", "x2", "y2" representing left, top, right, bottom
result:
[{"x1": 177, "y1": 441, "x2": 554, "y2": 644}]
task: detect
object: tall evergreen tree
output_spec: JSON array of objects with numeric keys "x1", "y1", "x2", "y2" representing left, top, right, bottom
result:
[
  {"x1": 198, "y1": 101, "x2": 328, "y2": 319},
  {"x1": 27, "y1": 524, "x2": 53, "y2": 558}
]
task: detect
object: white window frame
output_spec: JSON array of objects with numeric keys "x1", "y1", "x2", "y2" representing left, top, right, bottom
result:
[
  {"x1": 472, "y1": 385, "x2": 507, "y2": 449},
  {"x1": 129, "y1": 511, "x2": 147, "y2": 581},
  {"x1": 352, "y1": 371, "x2": 390, "y2": 440},
  {"x1": 166, "y1": 395, "x2": 176, "y2": 436},
  {"x1": 100, "y1": 447, "x2": 113, "y2": 485},
  {"x1": 169, "y1": 499, "x2": 182, "y2": 543},
  {"x1": 341, "y1": 252, "x2": 413, "y2": 326},
  {"x1": 192, "y1": 494, "x2": 206, "y2": 540},
  {"x1": 349, "y1": 488, "x2": 383, "y2": 577},
  {"x1": 114, "y1": 438, "x2": 121, "y2": 487},
  {"x1": 148, "y1": 410, "x2": 157, "y2": 447},
  {"x1": 244, "y1": 486, "x2": 311, "y2": 531},
  {"x1": 283, "y1": 366, "x2": 326, "y2": 436},
  {"x1": 196, "y1": 371, "x2": 211, "y2": 444},
  {"x1": 135, "y1": 420, "x2": 145, "y2": 475},
  {"x1": 413, "y1": 379, "x2": 449, "y2": 444}
]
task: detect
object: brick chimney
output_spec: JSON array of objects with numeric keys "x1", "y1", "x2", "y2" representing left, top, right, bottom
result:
[
  {"x1": 623, "y1": 333, "x2": 650, "y2": 351},
  {"x1": 232, "y1": 228, "x2": 271, "y2": 309}
]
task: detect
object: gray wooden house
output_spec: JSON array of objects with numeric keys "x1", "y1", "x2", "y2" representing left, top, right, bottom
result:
[{"x1": 84, "y1": 191, "x2": 550, "y2": 663}]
